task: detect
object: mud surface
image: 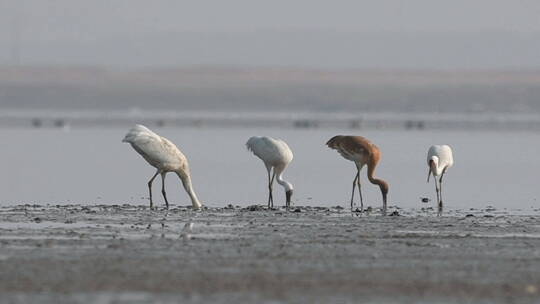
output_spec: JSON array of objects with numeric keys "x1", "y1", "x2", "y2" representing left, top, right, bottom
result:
[{"x1": 0, "y1": 204, "x2": 539, "y2": 303}]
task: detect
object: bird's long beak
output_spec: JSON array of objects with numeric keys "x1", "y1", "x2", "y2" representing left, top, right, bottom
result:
[
  {"x1": 382, "y1": 192, "x2": 387, "y2": 215},
  {"x1": 286, "y1": 190, "x2": 293, "y2": 207},
  {"x1": 427, "y1": 160, "x2": 435, "y2": 183}
]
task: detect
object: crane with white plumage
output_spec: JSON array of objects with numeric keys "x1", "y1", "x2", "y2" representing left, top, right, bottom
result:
[
  {"x1": 427, "y1": 145, "x2": 454, "y2": 216},
  {"x1": 122, "y1": 124, "x2": 202, "y2": 210},
  {"x1": 246, "y1": 136, "x2": 294, "y2": 209}
]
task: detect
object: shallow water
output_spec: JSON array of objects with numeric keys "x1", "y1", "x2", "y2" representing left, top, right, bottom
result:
[{"x1": 0, "y1": 126, "x2": 538, "y2": 210}]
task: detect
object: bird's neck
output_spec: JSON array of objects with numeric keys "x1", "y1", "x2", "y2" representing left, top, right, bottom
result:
[
  {"x1": 176, "y1": 172, "x2": 202, "y2": 209},
  {"x1": 429, "y1": 157, "x2": 443, "y2": 176},
  {"x1": 368, "y1": 176, "x2": 387, "y2": 190},
  {"x1": 367, "y1": 160, "x2": 378, "y2": 184},
  {"x1": 276, "y1": 173, "x2": 293, "y2": 192},
  {"x1": 367, "y1": 160, "x2": 388, "y2": 189}
]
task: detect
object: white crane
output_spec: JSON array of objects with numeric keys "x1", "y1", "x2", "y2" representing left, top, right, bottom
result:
[
  {"x1": 246, "y1": 136, "x2": 294, "y2": 209},
  {"x1": 122, "y1": 124, "x2": 202, "y2": 210},
  {"x1": 427, "y1": 145, "x2": 454, "y2": 216}
]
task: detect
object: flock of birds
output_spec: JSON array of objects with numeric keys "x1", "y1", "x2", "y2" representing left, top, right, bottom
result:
[{"x1": 123, "y1": 124, "x2": 454, "y2": 216}]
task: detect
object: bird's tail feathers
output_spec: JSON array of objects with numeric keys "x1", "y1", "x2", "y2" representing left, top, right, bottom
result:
[
  {"x1": 245, "y1": 136, "x2": 260, "y2": 153},
  {"x1": 122, "y1": 124, "x2": 154, "y2": 143},
  {"x1": 326, "y1": 135, "x2": 343, "y2": 148},
  {"x1": 122, "y1": 133, "x2": 134, "y2": 143},
  {"x1": 122, "y1": 132, "x2": 136, "y2": 143}
]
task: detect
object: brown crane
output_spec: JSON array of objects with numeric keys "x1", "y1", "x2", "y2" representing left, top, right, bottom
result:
[{"x1": 327, "y1": 135, "x2": 389, "y2": 214}]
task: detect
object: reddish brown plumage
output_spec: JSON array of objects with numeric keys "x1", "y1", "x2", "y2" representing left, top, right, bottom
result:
[{"x1": 327, "y1": 135, "x2": 389, "y2": 213}]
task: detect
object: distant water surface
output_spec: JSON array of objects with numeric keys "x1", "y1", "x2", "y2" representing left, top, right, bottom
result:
[{"x1": 0, "y1": 127, "x2": 538, "y2": 210}]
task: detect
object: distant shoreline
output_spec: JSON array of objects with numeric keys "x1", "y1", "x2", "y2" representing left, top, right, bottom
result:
[
  {"x1": 1, "y1": 66, "x2": 540, "y2": 114},
  {"x1": 2, "y1": 108, "x2": 540, "y2": 131}
]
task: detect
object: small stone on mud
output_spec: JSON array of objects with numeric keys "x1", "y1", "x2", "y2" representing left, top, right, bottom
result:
[
  {"x1": 465, "y1": 214, "x2": 475, "y2": 217},
  {"x1": 294, "y1": 208, "x2": 301, "y2": 213},
  {"x1": 244, "y1": 205, "x2": 264, "y2": 211},
  {"x1": 33, "y1": 217, "x2": 42, "y2": 223},
  {"x1": 525, "y1": 284, "x2": 538, "y2": 294}
]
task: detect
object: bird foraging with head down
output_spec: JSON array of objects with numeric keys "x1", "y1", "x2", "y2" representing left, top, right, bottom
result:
[
  {"x1": 246, "y1": 136, "x2": 294, "y2": 209},
  {"x1": 326, "y1": 135, "x2": 389, "y2": 215},
  {"x1": 122, "y1": 124, "x2": 202, "y2": 210},
  {"x1": 427, "y1": 145, "x2": 454, "y2": 216}
]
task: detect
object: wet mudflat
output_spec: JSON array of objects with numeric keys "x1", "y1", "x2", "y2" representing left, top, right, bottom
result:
[{"x1": 0, "y1": 204, "x2": 539, "y2": 304}]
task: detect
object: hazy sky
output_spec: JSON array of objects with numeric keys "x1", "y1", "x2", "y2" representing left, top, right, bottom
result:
[{"x1": 1, "y1": 0, "x2": 540, "y2": 68}]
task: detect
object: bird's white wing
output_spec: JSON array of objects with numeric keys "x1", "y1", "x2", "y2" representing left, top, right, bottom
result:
[
  {"x1": 246, "y1": 137, "x2": 274, "y2": 160},
  {"x1": 123, "y1": 125, "x2": 184, "y2": 168},
  {"x1": 428, "y1": 145, "x2": 454, "y2": 169},
  {"x1": 440, "y1": 145, "x2": 454, "y2": 169},
  {"x1": 275, "y1": 138, "x2": 293, "y2": 162},
  {"x1": 246, "y1": 136, "x2": 293, "y2": 166}
]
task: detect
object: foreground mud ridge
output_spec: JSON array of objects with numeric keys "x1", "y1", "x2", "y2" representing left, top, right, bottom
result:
[{"x1": 0, "y1": 204, "x2": 539, "y2": 303}]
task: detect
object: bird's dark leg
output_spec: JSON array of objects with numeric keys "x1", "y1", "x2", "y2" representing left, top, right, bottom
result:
[
  {"x1": 148, "y1": 170, "x2": 160, "y2": 210},
  {"x1": 356, "y1": 166, "x2": 363, "y2": 212},
  {"x1": 438, "y1": 171, "x2": 446, "y2": 216},
  {"x1": 269, "y1": 172, "x2": 276, "y2": 208},
  {"x1": 351, "y1": 171, "x2": 359, "y2": 211},
  {"x1": 267, "y1": 168, "x2": 272, "y2": 208},
  {"x1": 433, "y1": 174, "x2": 440, "y2": 203},
  {"x1": 434, "y1": 176, "x2": 441, "y2": 216},
  {"x1": 161, "y1": 172, "x2": 169, "y2": 210}
]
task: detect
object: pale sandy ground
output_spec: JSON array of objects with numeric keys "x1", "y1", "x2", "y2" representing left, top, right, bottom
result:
[{"x1": 0, "y1": 204, "x2": 539, "y2": 304}]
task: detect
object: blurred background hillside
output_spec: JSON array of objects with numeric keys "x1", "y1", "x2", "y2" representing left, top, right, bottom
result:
[
  {"x1": 1, "y1": 67, "x2": 540, "y2": 114},
  {"x1": 1, "y1": 0, "x2": 540, "y2": 116}
]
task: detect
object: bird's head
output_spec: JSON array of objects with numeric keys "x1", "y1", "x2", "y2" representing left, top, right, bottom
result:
[
  {"x1": 378, "y1": 180, "x2": 389, "y2": 205},
  {"x1": 286, "y1": 189, "x2": 293, "y2": 205},
  {"x1": 284, "y1": 182, "x2": 293, "y2": 206}
]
